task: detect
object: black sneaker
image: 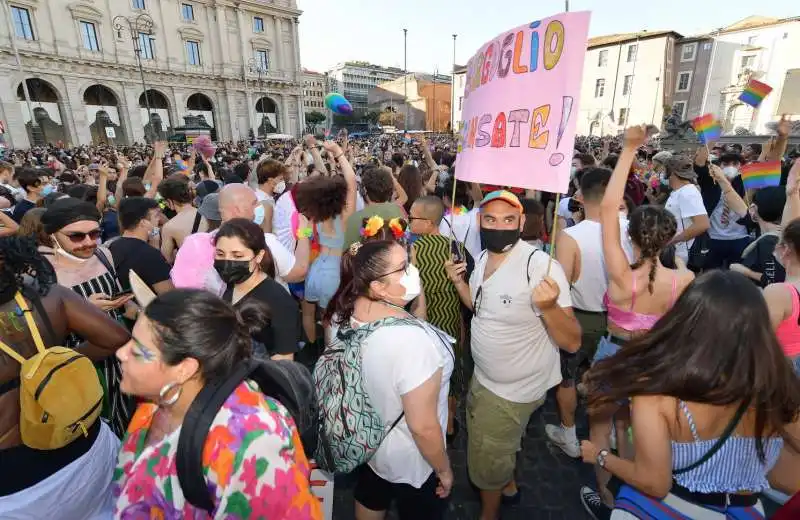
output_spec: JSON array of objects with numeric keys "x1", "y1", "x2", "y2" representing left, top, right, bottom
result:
[{"x1": 580, "y1": 486, "x2": 611, "y2": 520}]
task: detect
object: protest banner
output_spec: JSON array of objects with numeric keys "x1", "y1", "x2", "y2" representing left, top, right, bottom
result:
[{"x1": 455, "y1": 12, "x2": 591, "y2": 194}]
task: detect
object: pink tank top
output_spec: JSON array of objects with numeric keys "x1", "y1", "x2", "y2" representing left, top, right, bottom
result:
[
  {"x1": 605, "y1": 273, "x2": 678, "y2": 333},
  {"x1": 775, "y1": 284, "x2": 800, "y2": 357}
]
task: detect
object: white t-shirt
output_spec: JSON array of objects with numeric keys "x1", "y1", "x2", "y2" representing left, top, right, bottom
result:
[
  {"x1": 708, "y1": 195, "x2": 748, "y2": 241},
  {"x1": 361, "y1": 323, "x2": 454, "y2": 488},
  {"x1": 469, "y1": 240, "x2": 572, "y2": 403},
  {"x1": 665, "y1": 183, "x2": 707, "y2": 262},
  {"x1": 439, "y1": 208, "x2": 481, "y2": 261},
  {"x1": 558, "y1": 196, "x2": 572, "y2": 220},
  {"x1": 272, "y1": 192, "x2": 297, "y2": 252}
]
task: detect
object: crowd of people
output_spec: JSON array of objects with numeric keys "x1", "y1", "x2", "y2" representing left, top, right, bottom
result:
[{"x1": 0, "y1": 120, "x2": 798, "y2": 520}]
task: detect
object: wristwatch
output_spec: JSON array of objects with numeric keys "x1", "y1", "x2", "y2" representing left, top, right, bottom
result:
[{"x1": 597, "y1": 449, "x2": 610, "y2": 468}]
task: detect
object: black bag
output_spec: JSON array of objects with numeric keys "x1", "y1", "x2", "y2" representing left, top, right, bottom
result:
[
  {"x1": 686, "y1": 232, "x2": 710, "y2": 273},
  {"x1": 176, "y1": 358, "x2": 317, "y2": 512}
]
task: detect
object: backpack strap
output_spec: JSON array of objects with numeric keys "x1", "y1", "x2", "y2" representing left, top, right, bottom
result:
[
  {"x1": 21, "y1": 286, "x2": 57, "y2": 347},
  {"x1": 93, "y1": 249, "x2": 117, "y2": 279},
  {"x1": 673, "y1": 399, "x2": 750, "y2": 475},
  {"x1": 190, "y1": 211, "x2": 203, "y2": 235},
  {"x1": 176, "y1": 359, "x2": 255, "y2": 512}
]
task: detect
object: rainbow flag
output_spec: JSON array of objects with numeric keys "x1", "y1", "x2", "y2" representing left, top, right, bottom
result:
[
  {"x1": 741, "y1": 160, "x2": 781, "y2": 190},
  {"x1": 692, "y1": 114, "x2": 721, "y2": 144},
  {"x1": 739, "y1": 79, "x2": 773, "y2": 108}
]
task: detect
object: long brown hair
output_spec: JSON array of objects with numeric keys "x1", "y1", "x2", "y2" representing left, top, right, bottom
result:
[{"x1": 585, "y1": 271, "x2": 800, "y2": 461}]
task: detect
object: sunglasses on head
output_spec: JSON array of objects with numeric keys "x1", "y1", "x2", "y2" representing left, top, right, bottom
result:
[{"x1": 61, "y1": 229, "x2": 101, "y2": 243}]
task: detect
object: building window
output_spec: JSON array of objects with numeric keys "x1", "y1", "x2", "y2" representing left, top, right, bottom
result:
[
  {"x1": 11, "y1": 6, "x2": 34, "y2": 40},
  {"x1": 181, "y1": 3, "x2": 194, "y2": 21},
  {"x1": 740, "y1": 55, "x2": 755, "y2": 71},
  {"x1": 595, "y1": 78, "x2": 605, "y2": 98},
  {"x1": 676, "y1": 71, "x2": 692, "y2": 92},
  {"x1": 138, "y1": 32, "x2": 155, "y2": 59},
  {"x1": 681, "y1": 42, "x2": 697, "y2": 62},
  {"x1": 253, "y1": 17, "x2": 264, "y2": 33},
  {"x1": 80, "y1": 21, "x2": 99, "y2": 51},
  {"x1": 703, "y1": 42, "x2": 713, "y2": 51},
  {"x1": 598, "y1": 49, "x2": 608, "y2": 67},
  {"x1": 618, "y1": 108, "x2": 628, "y2": 126},
  {"x1": 747, "y1": 35, "x2": 757, "y2": 45},
  {"x1": 254, "y1": 49, "x2": 269, "y2": 70},
  {"x1": 627, "y1": 44, "x2": 637, "y2": 63},
  {"x1": 622, "y1": 75, "x2": 633, "y2": 96},
  {"x1": 672, "y1": 101, "x2": 686, "y2": 119},
  {"x1": 186, "y1": 40, "x2": 201, "y2": 65},
  {"x1": 132, "y1": 0, "x2": 145, "y2": 9}
]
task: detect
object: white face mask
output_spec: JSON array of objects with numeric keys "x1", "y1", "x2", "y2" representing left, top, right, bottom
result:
[
  {"x1": 274, "y1": 180, "x2": 286, "y2": 195},
  {"x1": 51, "y1": 235, "x2": 91, "y2": 263},
  {"x1": 723, "y1": 166, "x2": 740, "y2": 179},
  {"x1": 253, "y1": 204, "x2": 265, "y2": 225},
  {"x1": 708, "y1": 154, "x2": 719, "y2": 163},
  {"x1": 397, "y1": 264, "x2": 422, "y2": 302}
]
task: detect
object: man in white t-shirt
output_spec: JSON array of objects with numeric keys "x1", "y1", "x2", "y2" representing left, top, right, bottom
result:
[
  {"x1": 445, "y1": 190, "x2": 581, "y2": 520},
  {"x1": 171, "y1": 184, "x2": 310, "y2": 293},
  {"x1": 663, "y1": 155, "x2": 710, "y2": 264}
]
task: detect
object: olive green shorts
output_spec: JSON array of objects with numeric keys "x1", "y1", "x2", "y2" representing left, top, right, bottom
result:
[{"x1": 466, "y1": 377, "x2": 545, "y2": 490}]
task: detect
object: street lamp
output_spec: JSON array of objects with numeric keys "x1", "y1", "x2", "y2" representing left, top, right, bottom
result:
[
  {"x1": 248, "y1": 57, "x2": 268, "y2": 133},
  {"x1": 113, "y1": 13, "x2": 154, "y2": 138},
  {"x1": 451, "y1": 34, "x2": 457, "y2": 135}
]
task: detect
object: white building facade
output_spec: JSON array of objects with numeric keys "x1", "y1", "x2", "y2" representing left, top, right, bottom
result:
[
  {"x1": 0, "y1": 0, "x2": 305, "y2": 148},
  {"x1": 700, "y1": 16, "x2": 800, "y2": 134},
  {"x1": 450, "y1": 65, "x2": 465, "y2": 133},
  {"x1": 326, "y1": 61, "x2": 405, "y2": 115},
  {"x1": 577, "y1": 31, "x2": 680, "y2": 136}
]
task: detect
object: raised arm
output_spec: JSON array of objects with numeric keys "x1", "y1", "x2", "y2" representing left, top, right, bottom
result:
[
  {"x1": 708, "y1": 163, "x2": 748, "y2": 216},
  {"x1": 144, "y1": 141, "x2": 166, "y2": 198},
  {"x1": 768, "y1": 115, "x2": 791, "y2": 162},
  {"x1": 601, "y1": 125, "x2": 646, "y2": 286},
  {"x1": 322, "y1": 140, "x2": 357, "y2": 226}
]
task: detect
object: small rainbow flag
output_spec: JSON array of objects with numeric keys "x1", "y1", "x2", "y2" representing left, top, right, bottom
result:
[
  {"x1": 739, "y1": 79, "x2": 773, "y2": 108},
  {"x1": 741, "y1": 160, "x2": 781, "y2": 190},
  {"x1": 692, "y1": 114, "x2": 721, "y2": 144}
]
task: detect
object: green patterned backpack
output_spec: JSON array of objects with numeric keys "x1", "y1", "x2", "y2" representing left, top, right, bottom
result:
[{"x1": 312, "y1": 316, "x2": 420, "y2": 474}]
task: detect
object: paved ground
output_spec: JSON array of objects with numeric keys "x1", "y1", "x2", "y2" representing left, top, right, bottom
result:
[{"x1": 332, "y1": 388, "x2": 597, "y2": 519}]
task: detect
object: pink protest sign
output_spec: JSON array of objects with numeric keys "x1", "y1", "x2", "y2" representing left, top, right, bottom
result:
[{"x1": 455, "y1": 12, "x2": 591, "y2": 193}]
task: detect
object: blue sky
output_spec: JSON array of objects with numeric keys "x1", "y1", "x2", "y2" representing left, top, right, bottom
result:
[{"x1": 297, "y1": 0, "x2": 797, "y2": 73}]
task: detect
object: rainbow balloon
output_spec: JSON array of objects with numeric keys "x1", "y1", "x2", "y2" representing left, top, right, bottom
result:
[{"x1": 325, "y1": 93, "x2": 353, "y2": 115}]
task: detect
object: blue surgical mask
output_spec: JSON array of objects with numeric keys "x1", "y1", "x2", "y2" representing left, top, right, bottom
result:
[
  {"x1": 41, "y1": 184, "x2": 55, "y2": 196},
  {"x1": 107, "y1": 194, "x2": 116, "y2": 206},
  {"x1": 144, "y1": 183, "x2": 152, "y2": 191},
  {"x1": 253, "y1": 204, "x2": 265, "y2": 225}
]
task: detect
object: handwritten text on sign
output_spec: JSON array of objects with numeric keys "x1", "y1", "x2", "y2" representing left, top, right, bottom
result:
[{"x1": 455, "y1": 12, "x2": 591, "y2": 193}]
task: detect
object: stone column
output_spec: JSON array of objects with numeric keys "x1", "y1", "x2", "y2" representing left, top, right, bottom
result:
[
  {"x1": 236, "y1": 7, "x2": 248, "y2": 77},
  {"x1": 212, "y1": 6, "x2": 230, "y2": 75},
  {"x1": 62, "y1": 76, "x2": 89, "y2": 145},
  {"x1": 295, "y1": 95, "x2": 303, "y2": 136},
  {"x1": 291, "y1": 19, "x2": 301, "y2": 77},
  {"x1": 224, "y1": 88, "x2": 239, "y2": 141},
  {"x1": 0, "y1": 73, "x2": 30, "y2": 148},
  {"x1": 279, "y1": 93, "x2": 289, "y2": 134},
  {"x1": 122, "y1": 82, "x2": 145, "y2": 144},
  {"x1": 245, "y1": 89, "x2": 255, "y2": 136},
  {"x1": 271, "y1": 16, "x2": 282, "y2": 72}
]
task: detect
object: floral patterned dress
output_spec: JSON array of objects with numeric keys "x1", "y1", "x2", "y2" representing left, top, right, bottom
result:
[{"x1": 112, "y1": 380, "x2": 322, "y2": 519}]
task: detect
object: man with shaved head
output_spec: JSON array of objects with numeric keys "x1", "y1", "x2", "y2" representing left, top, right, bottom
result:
[
  {"x1": 409, "y1": 195, "x2": 473, "y2": 444},
  {"x1": 171, "y1": 183, "x2": 310, "y2": 294}
]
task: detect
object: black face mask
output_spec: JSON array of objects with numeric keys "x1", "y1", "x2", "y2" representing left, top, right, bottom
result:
[
  {"x1": 162, "y1": 207, "x2": 178, "y2": 220},
  {"x1": 214, "y1": 259, "x2": 253, "y2": 285},
  {"x1": 480, "y1": 227, "x2": 520, "y2": 254}
]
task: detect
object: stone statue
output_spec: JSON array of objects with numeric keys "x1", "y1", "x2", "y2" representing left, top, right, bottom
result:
[
  {"x1": 89, "y1": 110, "x2": 127, "y2": 144},
  {"x1": 662, "y1": 105, "x2": 694, "y2": 140},
  {"x1": 257, "y1": 115, "x2": 278, "y2": 136},
  {"x1": 144, "y1": 113, "x2": 170, "y2": 143},
  {"x1": 25, "y1": 107, "x2": 66, "y2": 145}
]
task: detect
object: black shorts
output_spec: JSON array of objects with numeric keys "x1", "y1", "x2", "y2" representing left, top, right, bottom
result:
[{"x1": 353, "y1": 464, "x2": 446, "y2": 520}]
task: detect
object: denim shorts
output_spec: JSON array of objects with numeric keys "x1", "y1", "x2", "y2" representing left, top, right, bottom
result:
[{"x1": 793, "y1": 356, "x2": 800, "y2": 375}]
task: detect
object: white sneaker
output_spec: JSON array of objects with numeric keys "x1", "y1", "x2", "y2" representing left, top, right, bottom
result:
[{"x1": 544, "y1": 423, "x2": 581, "y2": 458}]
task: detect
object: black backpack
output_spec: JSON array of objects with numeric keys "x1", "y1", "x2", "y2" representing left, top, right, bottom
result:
[{"x1": 176, "y1": 357, "x2": 317, "y2": 512}]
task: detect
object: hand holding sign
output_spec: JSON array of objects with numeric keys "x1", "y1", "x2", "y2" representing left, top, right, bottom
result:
[{"x1": 624, "y1": 125, "x2": 648, "y2": 151}]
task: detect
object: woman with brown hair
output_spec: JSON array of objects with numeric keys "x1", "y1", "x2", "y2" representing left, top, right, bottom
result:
[{"x1": 581, "y1": 270, "x2": 800, "y2": 518}]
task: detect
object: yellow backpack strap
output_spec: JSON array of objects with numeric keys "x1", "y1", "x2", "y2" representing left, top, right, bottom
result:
[
  {"x1": 0, "y1": 339, "x2": 26, "y2": 365},
  {"x1": 14, "y1": 292, "x2": 46, "y2": 354}
]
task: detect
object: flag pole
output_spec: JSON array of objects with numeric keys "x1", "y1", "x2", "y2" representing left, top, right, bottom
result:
[{"x1": 546, "y1": 192, "x2": 561, "y2": 275}]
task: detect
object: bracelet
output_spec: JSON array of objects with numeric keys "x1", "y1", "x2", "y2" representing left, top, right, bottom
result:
[
  {"x1": 334, "y1": 153, "x2": 344, "y2": 160},
  {"x1": 296, "y1": 227, "x2": 313, "y2": 239}
]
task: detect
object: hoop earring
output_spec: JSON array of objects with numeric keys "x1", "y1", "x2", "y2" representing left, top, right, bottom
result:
[{"x1": 158, "y1": 382, "x2": 182, "y2": 407}]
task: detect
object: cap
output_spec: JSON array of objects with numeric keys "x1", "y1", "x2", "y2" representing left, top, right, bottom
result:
[
  {"x1": 665, "y1": 154, "x2": 696, "y2": 181},
  {"x1": 194, "y1": 179, "x2": 219, "y2": 206},
  {"x1": 197, "y1": 192, "x2": 221, "y2": 221},
  {"x1": 479, "y1": 190, "x2": 523, "y2": 213}
]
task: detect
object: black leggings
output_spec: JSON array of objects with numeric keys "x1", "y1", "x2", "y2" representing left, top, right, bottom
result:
[{"x1": 0, "y1": 421, "x2": 100, "y2": 496}]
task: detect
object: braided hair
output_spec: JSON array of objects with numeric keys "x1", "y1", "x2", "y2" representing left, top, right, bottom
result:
[
  {"x1": 0, "y1": 236, "x2": 58, "y2": 296},
  {"x1": 628, "y1": 205, "x2": 677, "y2": 294}
]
